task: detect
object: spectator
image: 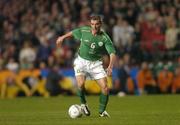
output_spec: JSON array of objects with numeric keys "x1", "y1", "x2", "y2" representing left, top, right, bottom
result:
[
  {"x1": 137, "y1": 62, "x2": 156, "y2": 94},
  {"x1": 19, "y1": 41, "x2": 36, "y2": 69},
  {"x1": 172, "y1": 66, "x2": 180, "y2": 94},
  {"x1": 112, "y1": 17, "x2": 134, "y2": 48},
  {"x1": 165, "y1": 17, "x2": 180, "y2": 50},
  {"x1": 157, "y1": 65, "x2": 173, "y2": 93},
  {"x1": 36, "y1": 39, "x2": 52, "y2": 63},
  {"x1": 6, "y1": 58, "x2": 19, "y2": 73},
  {"x1": 45, "y1": 65, "x2": 63, "y2": 96}
]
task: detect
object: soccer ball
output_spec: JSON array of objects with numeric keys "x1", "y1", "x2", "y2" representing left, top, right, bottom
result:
[{"x1": 68, "y1": 104, "x2": 82, "y2": 118}]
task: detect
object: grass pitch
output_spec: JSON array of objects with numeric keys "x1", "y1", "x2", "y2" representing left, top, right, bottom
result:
[{"x1": 0, "y1": 95, "x2": 180, "y2": 125}]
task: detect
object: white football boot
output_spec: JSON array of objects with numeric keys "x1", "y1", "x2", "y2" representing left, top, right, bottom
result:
[{"x1": 99, "y1": 111, "x2": 110, "y2": 118}]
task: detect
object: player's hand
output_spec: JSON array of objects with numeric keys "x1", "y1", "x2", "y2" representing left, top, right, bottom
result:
[
  {"x1": 106, "y1": 67, "x2": 113, "y2": 76},
  {"x1": 56, "y1": 36, "x2": 64, "y2": 47}
]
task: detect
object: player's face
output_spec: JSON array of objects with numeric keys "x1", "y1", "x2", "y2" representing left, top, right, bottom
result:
[{"x1": 90, "y1": 20, "x2": 101, "y2": 32}]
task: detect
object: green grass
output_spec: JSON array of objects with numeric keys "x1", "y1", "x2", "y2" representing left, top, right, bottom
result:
[{"x1": 0, "y1": 95, "x2": 180, "y2": 125}]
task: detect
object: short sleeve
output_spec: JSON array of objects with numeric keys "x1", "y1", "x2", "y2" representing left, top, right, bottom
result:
[
  {"x1": 72, "y1": 28, "x2": 82, "y2": 40},
  {"x1": 104, "y1": 34, "x2": 116, "y2": 55}
]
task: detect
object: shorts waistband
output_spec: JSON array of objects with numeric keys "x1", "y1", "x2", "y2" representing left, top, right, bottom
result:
[{"x1": 77, "y1": 55, "x2": 102, "y2": 62}]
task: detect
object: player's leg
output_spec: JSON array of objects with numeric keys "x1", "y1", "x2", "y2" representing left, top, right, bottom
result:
[
  {"x1": 76, "y1": 75, "x2": 86, "y2": 104},
  {"x1": 97, "y1": 77, "x2": 110, "y2": 117},
  {"x1": 74, "y1": 57, "x2": 90, "y2": 116},
  {"x1": 90, "y1": 60, "x2": 110, "y2": 117},
  {"x1": 76, "y1": 75, "x2": 90, "y2": 116},
  {"x1": 74, "y1": 57, "x2": 86, "y2": 104}
]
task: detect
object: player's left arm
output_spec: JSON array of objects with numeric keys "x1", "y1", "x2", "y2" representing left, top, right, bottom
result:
[
  {"x1": 104, "y1": 34, "x2": 116, "y2": 76},
  {"x1": 107, "y1": 53, "x2": 116, "y2": 76}
]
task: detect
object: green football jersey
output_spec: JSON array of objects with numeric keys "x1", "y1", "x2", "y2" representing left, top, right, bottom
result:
[{"x1": 72, "y1": 26, "x2": 116, "y2": 61}]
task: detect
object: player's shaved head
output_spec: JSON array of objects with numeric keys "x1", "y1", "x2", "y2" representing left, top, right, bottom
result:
[{"x1": 90, "y1": 15, "x2": 102, "y2": 23}]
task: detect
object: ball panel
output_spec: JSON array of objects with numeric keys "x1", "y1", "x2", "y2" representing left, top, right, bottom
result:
[{"x1": 68, "y1": 104, "x2": 82, "y2": 118}]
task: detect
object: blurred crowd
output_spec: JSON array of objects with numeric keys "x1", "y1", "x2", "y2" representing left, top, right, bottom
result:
[{"x1": 0, "y1": 0, "x2": 180, "y2": 98}]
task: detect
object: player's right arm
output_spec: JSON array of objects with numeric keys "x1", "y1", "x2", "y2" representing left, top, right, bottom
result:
[
  {"x1": 56, "y1": 27, "x2": 84, "y2": 47},
  {"x1": 56, "y1": 32, "x2": 73, "y2": 47}
]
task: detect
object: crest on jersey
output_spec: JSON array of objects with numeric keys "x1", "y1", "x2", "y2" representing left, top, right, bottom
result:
[{"x1": 98, "y1": 42, "x2": 103, "y2": 46}]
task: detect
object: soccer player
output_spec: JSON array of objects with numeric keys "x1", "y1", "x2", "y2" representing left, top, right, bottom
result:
[{"x1": 56, "y1": 15, "x2": 116, "y2": 117}]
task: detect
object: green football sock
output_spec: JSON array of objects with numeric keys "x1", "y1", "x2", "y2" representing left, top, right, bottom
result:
[
  {"x1": 99, "y1": 93, "x2": 109, "y2": 113},
  {"x1": 77, "y1": 89, "x2": 86, "y2": 104}
]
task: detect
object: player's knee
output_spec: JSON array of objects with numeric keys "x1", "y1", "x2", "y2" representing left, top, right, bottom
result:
[
  {"x1": 77, "y1": 81, "x2": 84, "y2": 89},
  {"x1": 102, "y1": 85, "x2": 109, "y2": 94},
  {"x1": 76, "y1": 76, "x2": 85, "y2": 89}
]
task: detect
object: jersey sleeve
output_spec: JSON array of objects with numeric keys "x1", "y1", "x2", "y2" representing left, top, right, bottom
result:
[
  {"x1": 72, "y1": 27, "x2": 82, "y2": 40},
  {"x1": 104, "y1": 34, "x2": 116, "y2": 55}
]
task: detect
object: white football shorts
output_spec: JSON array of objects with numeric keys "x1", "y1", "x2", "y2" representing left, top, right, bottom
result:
[{"x1": 73, "y1": 56, "x2": 107, "y2": 80}]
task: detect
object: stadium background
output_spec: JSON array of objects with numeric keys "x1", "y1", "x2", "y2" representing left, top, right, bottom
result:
[{"x1": 0, "y1": 0, "x2": 180, "y2": 98}]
